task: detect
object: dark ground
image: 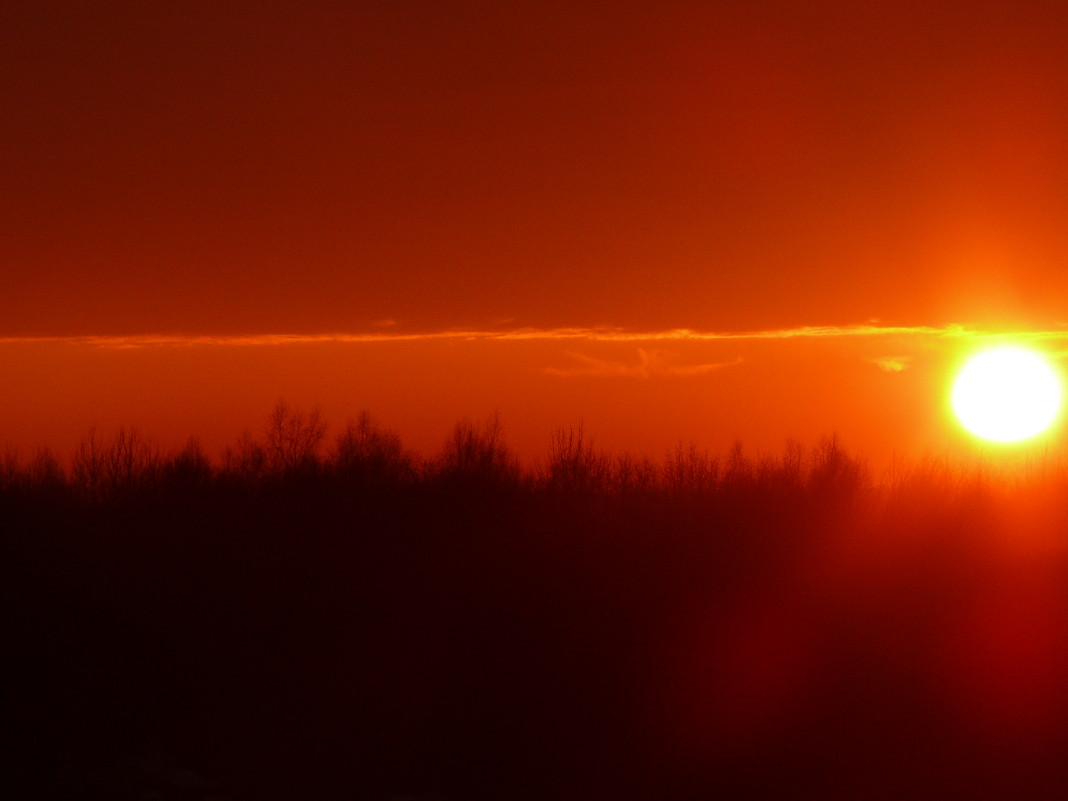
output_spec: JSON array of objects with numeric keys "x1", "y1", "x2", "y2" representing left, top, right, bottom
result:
[{"x1": 8, "y1": 442, "x2": 1068, "y2": 800}]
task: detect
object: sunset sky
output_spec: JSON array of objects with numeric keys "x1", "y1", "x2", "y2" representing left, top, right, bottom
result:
[{"x1": 5, "y1": 0, "x2": 1068, "y2": 467}]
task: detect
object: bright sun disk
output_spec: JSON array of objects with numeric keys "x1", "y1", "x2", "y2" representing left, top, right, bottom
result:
[{"x1": 951, "y1": 346, "x2": 1063, "y2": 443}]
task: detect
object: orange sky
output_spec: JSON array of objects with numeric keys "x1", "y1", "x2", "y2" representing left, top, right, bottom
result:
[
  {"x1": 5, "y1": 2, "x2": 1068, "y2": 468},
  {"x1": 3, "y1": 326, "x2": 1067, "y2": 474}
]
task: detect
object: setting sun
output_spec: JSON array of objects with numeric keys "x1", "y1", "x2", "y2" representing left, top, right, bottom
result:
[{"x1": 952, "y1": 346, "x2": 1063, "y2": 442}]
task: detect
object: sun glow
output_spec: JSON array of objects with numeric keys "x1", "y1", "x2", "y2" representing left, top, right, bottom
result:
[{"x1": 952, "y1": 347, "x2": 1063, "y2": 443}]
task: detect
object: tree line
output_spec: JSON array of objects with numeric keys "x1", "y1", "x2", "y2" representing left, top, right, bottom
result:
[
  {"x1": 6, "y1": 403, "x2": 1067, "y2": 800},
  {"x1": 1, "y1": 401, "x2": 883, "y2": 500}
]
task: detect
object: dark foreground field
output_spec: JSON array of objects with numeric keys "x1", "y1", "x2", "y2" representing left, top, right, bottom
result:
[{"x1": 8, "y1": 415, "x2": 1068, "y2": 799}]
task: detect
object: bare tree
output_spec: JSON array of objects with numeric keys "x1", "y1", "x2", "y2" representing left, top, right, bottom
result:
[
  {"x1": 613, "y1": 453, "x2": 659, "y2": 497},
  {"x1": 807, "y1": 434, "x2": 867, "y2": 498},
  {"x1": 25, "y1": 447, "x2": 64, "y2": 490},
  {"x1": 103, "y1": 427, "x2": 160, "y2": 491},
  {"x1": 71, "y1": 428, "x2": 106, "y2": 497},
  {"x1": 333, "y1": 411, "x2": 412, "y2": 483},
  {"x1": 264, "y1": 401, "x2": 327, "y2": 473},
  {"x1": 1, "y1": 446, "x2": 22, "y2": 492},
  {"x1": 545, "y1": 424, "x2": 608, "y2": 493},
  {"x1": 664, "y1": 441, "x2": 718, "y2": 497},
  {"x1": 164, "y1": 437, "x2": 213, "y2": 486},
  {"x1": 723, "y1": 440, "x2": 753, "y2": 491},
  {"x1": 439, "y1": 412, "x2": 519, "y2": 486},
  {"x1": 71, "y1": 427, "x2": 159, "y2": 496},
  {"x1": 222, "y1": 430, "x2": 267, "y2": 481}
]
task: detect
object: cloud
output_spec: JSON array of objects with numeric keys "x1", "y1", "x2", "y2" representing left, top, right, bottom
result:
[
  {"x1": 544, "y1": 349, "x2": 742, "y2": 379},
  {"x1": 871, "y1": 356, "x2": 911, "y2": 373},
  {"x1": 0, "y1": 321, "x2": 1064, "y2": 349}
]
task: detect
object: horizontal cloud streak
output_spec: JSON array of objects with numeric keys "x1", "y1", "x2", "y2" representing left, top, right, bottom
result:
[
  {"x1": 2, "y1": 322, "x2": 1057, "y2": 349},
  {"x1": 545, "y1": 349, "x2": 742, "y2": 379}
]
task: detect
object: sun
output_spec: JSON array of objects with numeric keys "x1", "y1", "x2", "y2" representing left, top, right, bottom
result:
[{"x1": 951, "y1": 346, "x2": 1063, "y2": 443}]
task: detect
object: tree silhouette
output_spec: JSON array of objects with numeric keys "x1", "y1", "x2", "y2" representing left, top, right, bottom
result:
[
  {"x1": 437, "y1": 411, "x2": 519, "y2": 488},
  {"x1": 333, "y1": 411, "x2": 412, "y2": 486},
  {"x1": 545, "y1": 424, "x2": 608, "y2": 494},
  {"x1": 71, "y1": 426, "x2": 159, "y2": 496},
  {"x1": 264, "y1": 401, "x2": 326, "y2": 474},
  {"x1": 664, "y1": 441, "x2": 718, "y2": 497}
]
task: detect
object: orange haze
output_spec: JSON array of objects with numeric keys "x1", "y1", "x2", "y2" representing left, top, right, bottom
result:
[{"x1": 5, "y1": 2, "x2": 1068, "y2": 468}]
